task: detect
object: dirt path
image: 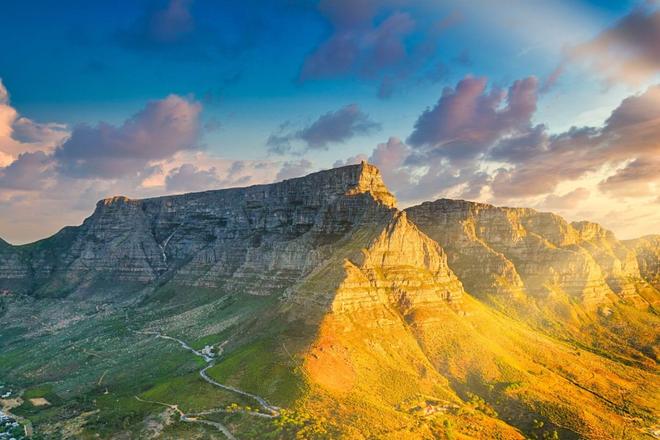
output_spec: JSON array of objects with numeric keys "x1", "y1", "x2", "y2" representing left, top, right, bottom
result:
[
  {"x1": 134, "y1": 330, "x2": 280, "y2": 439},
  {"x1": 135, "y1": 396, "x2": 237, "y2": 440}
]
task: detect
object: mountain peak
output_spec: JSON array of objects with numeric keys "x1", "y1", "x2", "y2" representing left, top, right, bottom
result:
[{"x1": 347, "y1": 161, "x2": 397, "y2": 208}]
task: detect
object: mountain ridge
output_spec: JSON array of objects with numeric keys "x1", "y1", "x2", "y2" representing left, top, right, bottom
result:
[{"x1": 0, "y1": 162, "x2": 658, "y2": 439}]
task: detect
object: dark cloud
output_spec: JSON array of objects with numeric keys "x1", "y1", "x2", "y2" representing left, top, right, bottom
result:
[
  {"x1": 568, "y1": 4, "x2": 660, "y2": 85},
  {"x1": 300, "y1": 104, "x2": 380, "y2": 148},
  {"x1": 267, "y1": 104, "x2": 380, "y2": 154},
  {"x1": 0, "y1": 151, "x2": 53, "y2": 190},
  {"x1": 165, "y1": 163, "x2": 220, "y2": 192},
  {"x1": 54, "y1": 94, "x2": 201, "y2": 179},
  {"x1": 407, "y1": 76, "x2": 538, "y2": 161}
]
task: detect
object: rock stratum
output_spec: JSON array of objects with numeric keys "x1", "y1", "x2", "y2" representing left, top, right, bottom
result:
[{"x1": 0, "y1": 162, "x2": 658, "y2": 440}]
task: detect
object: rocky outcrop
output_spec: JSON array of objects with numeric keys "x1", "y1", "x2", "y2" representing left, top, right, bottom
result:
[
  {"x1": 406, "y1": 199, "x2": 655, "y2": 306},
  {"x1": 332, "y1": 211, "x2": 463, "y2": 314},
  {"x1": 625, "y1": 235, "x2": 660, "y2": 290},
  {"x1": 0, "y1": 162, "x2": 396, "y2": 296}
]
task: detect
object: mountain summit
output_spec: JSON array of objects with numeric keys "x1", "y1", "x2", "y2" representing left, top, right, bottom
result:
[{"x1": 0, "y1": 163, "x2": 658, "y2": 439}]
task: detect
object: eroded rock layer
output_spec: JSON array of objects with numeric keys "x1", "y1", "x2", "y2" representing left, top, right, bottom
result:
[
  {"x1": 0, "y1": 162, "x2": 396, "y2": 296},
  {"x1": 406, "y1": 199, "x2": 656, "y2": 306}
]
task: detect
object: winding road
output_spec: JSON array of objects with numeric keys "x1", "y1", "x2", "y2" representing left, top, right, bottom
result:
[{"x1": 133, "y1": 330, "x2": 280, "y2": 439}]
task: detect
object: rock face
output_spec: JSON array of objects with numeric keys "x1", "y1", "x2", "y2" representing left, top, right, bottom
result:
[
  {"x1": 626, "y1": 235, "x2": 660, "y2": 290},
  {"x1": 332, "y1": 211, "x2": 464, "y2": 314},
  {"x1": 406, "y1": 199, "x2": 655, "y2": 307},
  {"x1": 0, "y1": 162, "x2": 396, "y2": 296}
]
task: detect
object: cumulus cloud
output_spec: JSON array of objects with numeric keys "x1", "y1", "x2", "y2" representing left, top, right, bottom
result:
[
  {"x1": 165, "y1": 163, "x2": 220, "y2": 193},
  {"x1": 267, "y1": 104, "x2": 380, "y2": 154},
  {"x1": 0, "y1": 81, "x2": 296, "y2": 244},
  {"x1": 407, "y1": 76, "x2": 538, "y2": 161},
  {"x1": 54, "y1": 94, "x2": 201, "y2": 178},
  {"x1": 0, "y1": 151, "x2": 54, "y2": 190},
  {"x1": 333, "y1": 77, "x2": 659, "y2": 215},
  {"x1": 568, "y1": 4, "x2": 660, "y2": 85},
  {"x1": 490, "y1": 84, "x2": 660, "y2": 199},
  {"x1": 0, "y1": 79, "x2": 69, "y2": 159},
  {"x1": 598, "y1": 158, "x2": 660, "y2": 198}
]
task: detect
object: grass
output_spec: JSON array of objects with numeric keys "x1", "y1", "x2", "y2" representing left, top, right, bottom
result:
[{"x1": 207, "y1": 337, "x2": 306, "y2": 408}]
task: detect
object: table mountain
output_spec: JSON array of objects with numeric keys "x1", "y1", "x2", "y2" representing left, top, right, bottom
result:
[{"x1": 0, "y1": 162, "x2": 657, "y2": 439}]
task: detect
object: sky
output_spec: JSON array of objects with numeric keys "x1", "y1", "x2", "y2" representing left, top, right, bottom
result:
[{"x1": 0, "y1": 0, "x2": 659, "y2": 244}]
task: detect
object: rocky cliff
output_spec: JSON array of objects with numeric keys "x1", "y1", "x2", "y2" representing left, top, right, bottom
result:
[
  {"x1": 0, "y1": 162, "x2": 396, "y2": 297},
  {"x1": 626, "y1": 235, "x2": 660, "y2": 291},
  {"x1": 406, "y1": 199, "x2": 655, "y2": 307}
]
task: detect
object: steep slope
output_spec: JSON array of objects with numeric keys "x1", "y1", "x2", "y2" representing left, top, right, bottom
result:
[
  {"x1": 406, "y1": 199, "x2": 660, "y2": 363},
  {"x1": 626, "y1": 235, "x2": 660, "y2": 292},
  {"x1": 287, "y1": 210, "x2": 658, "y2": 439}
]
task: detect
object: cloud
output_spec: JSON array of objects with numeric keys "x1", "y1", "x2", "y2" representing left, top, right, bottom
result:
[
  {"x1": 568, "y1": 4, "x2": 660, "y2": 85},
  {"x1": 299, "y1": 1, "x2": 457, "y2": 97},
  {"x1": 598, "y1": 158, "x2": 660, "y2": 198},
  {"x1": 331, "y1": 78, "x2": 659, "y2": 214},
  {"x1": 407, "y1": 76, "x2": 538, "y2": 161},
  {"x1": 165, "y1": 163, "x2": 220, "y2": 193},
  {"x1": 267, "y1": 104, "x2": 380, "y2": 154},
  {"x1": 54, "y1": 94, "x2": 201, "y2": 178},
  {"x1": 116, "y1": 0, "x2": 273, "y2": 61},
  {"x1": 0, "y1": 81, "x2": 8, "y2": 104},
  {"x1": 333, "y1": 154, "x2": 368, "y2": 168},
  {"x1": 11, "y1": 118, "x2": 68, "y2": 146},
  {"x1": 0, "y1": 151, "x2": 54, "y2": 190},
  {"x1": 276, "y1": 159, "x2": 313, "y2": 180},
  {"x1": 489, "y1": 84, "x2": 660, "y2": 199},
  {"x1": 539, "y1": 187, "x2": 590, "y2": 210},
  {"x1": 0, "y1": 79, "x2": 69, "y2": 159}
]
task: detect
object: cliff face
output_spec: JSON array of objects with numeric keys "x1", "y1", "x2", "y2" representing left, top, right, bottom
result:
[
  {"x1": 406, "y1": 199, "x2": 655, "y2": 307},
  {"x1": 626, "y1": 235, "x2": 660, "y2": 291},
  {"x1": 0, "y1": 162, "x2": 396, "y2": 296}
]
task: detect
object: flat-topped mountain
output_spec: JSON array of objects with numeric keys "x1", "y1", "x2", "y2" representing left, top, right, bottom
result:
[
  {"x1": 0, "y1": 162, "x2": 397, "y2": 297},
  {"x1": 0, "y1": 163, "x2": 658, "y2": 439}
]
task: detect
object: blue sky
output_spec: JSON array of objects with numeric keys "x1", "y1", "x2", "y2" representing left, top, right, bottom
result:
[{"x1": 0, "y1": 0, "x2": 659, "y2": 242}]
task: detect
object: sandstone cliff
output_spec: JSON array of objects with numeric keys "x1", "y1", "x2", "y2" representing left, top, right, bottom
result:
[
  {"x1": 406, "y1": 199, "x2": 656, "y2": 307},
  {"x1": 0, "y1": 162, "x2": 396, "y2": 297},
  {"x1": 626, "y1": 234, "x2": 660, "y2": 291}
]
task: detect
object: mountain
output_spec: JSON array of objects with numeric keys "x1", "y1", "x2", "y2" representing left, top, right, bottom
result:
[
  {"x1": 0, "y1": 163, "x2": 658, "y2": 440},
  {"x1": 626, "y1": 235, "x2": 660, "y2": 292}
]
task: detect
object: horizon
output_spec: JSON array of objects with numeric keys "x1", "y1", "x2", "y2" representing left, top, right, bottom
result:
[{"x1": 1, "y1": 0, "x2": 659, "y2": 243}]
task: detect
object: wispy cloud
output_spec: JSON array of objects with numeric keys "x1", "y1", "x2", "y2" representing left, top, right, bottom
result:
[{"x1": 267, "y1": 104, "x2": 380, "y2": 154}]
